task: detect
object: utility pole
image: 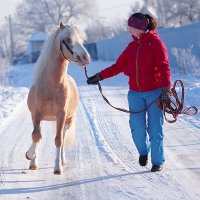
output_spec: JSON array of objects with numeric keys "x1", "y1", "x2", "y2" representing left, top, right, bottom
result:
[{"x1": 8, "y1": 15, "x2": 14, "y2": 64}]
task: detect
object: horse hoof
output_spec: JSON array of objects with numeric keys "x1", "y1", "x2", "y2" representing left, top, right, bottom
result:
[
  {"x1": 54, "y1": 169, "x2": 62, "y2": 175},
  {"x1": 25, "y1": 152, "x2": 36, "y2": 160},
  {"x1": 25, "y1": 152, "x2": 32, "y2": 160},
  {"x1": 29, "y1": 165, "x2": 37, "y2": 170}
]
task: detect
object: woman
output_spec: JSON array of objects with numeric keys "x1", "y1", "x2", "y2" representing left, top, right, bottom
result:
[{"x1": 87, "y1": 13, "x2": 171, "y2": 172}]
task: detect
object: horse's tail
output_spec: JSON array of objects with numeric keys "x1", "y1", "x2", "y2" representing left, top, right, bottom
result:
[{"x1": 64, "y1": 116, "x2": 76, "y2": 146}]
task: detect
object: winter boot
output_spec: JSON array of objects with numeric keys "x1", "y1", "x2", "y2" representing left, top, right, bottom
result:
[
  {"x1": 151, "y1": 165, "x2": 163, "y2": 172},
  {"x1": 139, "y1": 155, "x2": 148, "y2": 166}
]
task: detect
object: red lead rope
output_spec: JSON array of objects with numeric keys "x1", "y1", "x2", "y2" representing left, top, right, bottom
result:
[
  {"x1": 157, "y1": 80, "x2": 198, "y2": 123},
  {"x1": 84, "y1": 68, "x2": 198, "y2": 123}
]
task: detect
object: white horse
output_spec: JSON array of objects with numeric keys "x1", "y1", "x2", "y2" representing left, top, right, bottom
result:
[{"x1": 26, "y1": 22, "x2": 91, "y2": 175}]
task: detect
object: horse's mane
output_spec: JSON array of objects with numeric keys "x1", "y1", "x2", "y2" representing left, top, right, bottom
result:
[
  {"x1": 32, "y1": 25, "x2": 86, "y2": 85},
  {"x1": 33, "y1": 28, "x2": 59, "y2": 84}
]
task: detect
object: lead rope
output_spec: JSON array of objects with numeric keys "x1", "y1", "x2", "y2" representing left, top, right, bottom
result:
[
  {"x1": 84, "y1": 68, "x2": 198, "y2": 123},
  {"x1": 157, "y1": 80, "x2": 198, "y2": 123}
]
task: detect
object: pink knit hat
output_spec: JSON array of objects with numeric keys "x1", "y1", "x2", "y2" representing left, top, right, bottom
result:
[{"x1": 128, "y1": 16, "x2": 149, "y2": 31}]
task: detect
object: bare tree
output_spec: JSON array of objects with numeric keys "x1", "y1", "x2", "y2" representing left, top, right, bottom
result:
[
  {"x1": 129, "y1": 2, "x2": 142, "y2": 16},
  {"x1": 138, "y1": 0, "x2": 200, "y2": 28},
  {"x1": 137, "y1": 0, "x2": 172, "y2": 28},
  {"x1": 1, "y1": 0, "x2": 97, "y2": 60},
  {"x1": 0, "y1": 58, "x2": 11, "y2": 99},
  {"x1": 14, "y1": 0, "x2": 96, "y2": 33},
  {"x1": 167, "y1": 0, "x2": 200, "y2": 26},
  {"x1": 14, "y1": 0, "x2": 96, "y2": 35},
  {"x1": 85, "y1": 18, "x2": 126, "y2": 42},
  {"x1": 0, "y1": 27, "x2": 10, "y2": 59}
]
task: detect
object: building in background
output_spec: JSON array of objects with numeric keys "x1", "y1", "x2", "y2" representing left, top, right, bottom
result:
[
  {"x1": 25, "y1": 32, "x2": 48, "y2": 63},
  {"x1": 19, "y1": 32, "x2": 99, "y2": 64}
]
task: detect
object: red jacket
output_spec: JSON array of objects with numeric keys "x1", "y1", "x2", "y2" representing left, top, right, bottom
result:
[{"x1": 99, "y1": 31, "x2": 171, "y2": 92}]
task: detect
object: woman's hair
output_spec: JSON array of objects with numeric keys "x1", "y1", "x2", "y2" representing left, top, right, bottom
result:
[{"x1": 130, "y1": 12, "x2": 157, "y2": 31}]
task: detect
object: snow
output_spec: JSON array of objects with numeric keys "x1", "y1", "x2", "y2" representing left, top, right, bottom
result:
[{"x1": 1, "y1": 32, "x2": 200, "y2": 199}]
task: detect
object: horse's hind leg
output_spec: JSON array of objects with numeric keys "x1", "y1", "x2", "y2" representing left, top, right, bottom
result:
[
  {"x1": 61, "y1": 125, "x2": 68, "y2": 166},
  {"x1": 26, "y1": 112, "x2": 42, "y2": 170},
  {"x1": 61, "y1": 117, "x2": 76, "y2": 166}
]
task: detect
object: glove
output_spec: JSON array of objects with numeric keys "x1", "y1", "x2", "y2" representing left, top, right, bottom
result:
[
  {"x1": 159, "y1": 88, "x2": 171, "y2": 107},
  {"x1": 87, "y1": 73, "x2": 103, "y2": 85}
]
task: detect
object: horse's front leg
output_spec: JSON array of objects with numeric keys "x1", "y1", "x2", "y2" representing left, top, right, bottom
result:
[
  {"x1": 54, "y1": 112, "x2": 66, "y2": 175},
  {"x1": 61, "y1": 125, "x2": 70, "y2": 166},
  {"x1": 26, "y1": 112, "x2": 42, "y2": 170}
]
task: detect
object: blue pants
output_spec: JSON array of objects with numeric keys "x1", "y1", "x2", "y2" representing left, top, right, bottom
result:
[{"x1": 128, "y1": 89, "x2": 165, "y2": 165}]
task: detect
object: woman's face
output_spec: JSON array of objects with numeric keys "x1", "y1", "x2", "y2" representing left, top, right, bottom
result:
[{"x1": 128, "y1": 26, "x2": 145, "y2": 38}]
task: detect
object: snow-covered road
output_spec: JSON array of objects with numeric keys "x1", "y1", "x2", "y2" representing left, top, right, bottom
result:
[
  {"x1": 0, "y1": 62, "x2": 200, "y2": 199},
  {"x1": 1, "y1": 86, "x2": 200, "y2": 200}
]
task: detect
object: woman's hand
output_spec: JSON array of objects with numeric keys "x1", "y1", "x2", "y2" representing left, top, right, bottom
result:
[
  {"x1": 159, "y1": 88, "x2": 171, "y2": 106},
  {"x1": 87, "y1": 73, "x2": 103, "y2": 85}
]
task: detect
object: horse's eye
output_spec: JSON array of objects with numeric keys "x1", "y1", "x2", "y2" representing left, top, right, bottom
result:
[{"x1": 66, "y1": 38, "x2": 72, "y2": 43}]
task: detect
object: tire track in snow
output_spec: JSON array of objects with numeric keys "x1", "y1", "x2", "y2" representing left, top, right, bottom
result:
[
  {"x1": 0, "y1": 108, "x2": 24, "y2": 186},
  {"x1": 94, "y1": 94, "x2": 136, "y2": 171},
  {"x1": 79, "y1": 94, "x2": 114, "y2": 163},
  {"x1": 79, "y1": 87, "x2": 194, "y2": 199},
  {"x1": 87, "y1": 89, "x2": 169, "y2": 190},
  {"x1": 79, "y1": 88, "x2": 163, "y2": 191},
  {"x1": 73, "y1": 100, "x2": 112, "y2": 200},
  {"x1": 80, "y1": 87, "x2": 148, "y2": 172}
]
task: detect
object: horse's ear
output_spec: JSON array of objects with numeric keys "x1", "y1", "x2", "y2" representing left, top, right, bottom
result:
[{"x1": 60, "y1": 22, "x2": 65, "y2": 29}]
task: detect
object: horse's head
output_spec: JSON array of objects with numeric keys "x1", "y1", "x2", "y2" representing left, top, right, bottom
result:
[{"x1": 58, "y1": 22, "x2": 91, "y2": 66}]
